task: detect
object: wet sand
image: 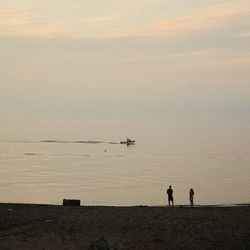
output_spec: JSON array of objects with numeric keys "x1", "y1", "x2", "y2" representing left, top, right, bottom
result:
[{"x1": 0, "y1": 203, "x2": 249, "y2": 249}]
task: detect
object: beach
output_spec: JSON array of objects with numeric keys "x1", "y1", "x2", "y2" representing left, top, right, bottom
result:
[{"x1": 0, "y1": 203, "x2": 249, "y2": 249}]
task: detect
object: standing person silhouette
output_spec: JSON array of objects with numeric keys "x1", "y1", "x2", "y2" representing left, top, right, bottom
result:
[
  {"x1": 167, "y1": 185, "x2": 174, "y2": 206},
  {"x1": 189, "y1": 188, "x2": 194, "y2": 206}
]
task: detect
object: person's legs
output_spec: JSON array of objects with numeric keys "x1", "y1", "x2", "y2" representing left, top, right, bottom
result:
[
  {"x1": 190, "y1": 197, "x2": 194, "y2": 206},
  {"x1": 170, "y1": 197, "x2": 174, "y2": 206}
]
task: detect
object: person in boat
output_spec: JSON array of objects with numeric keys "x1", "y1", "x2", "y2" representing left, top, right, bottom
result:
[
  {"x1": 167, "y1": 185, "x2": 174, "y2": 206},
  {"x1": 189, "y1": 188, "x2": 194, "y2": 206},
  {"x1": 127, "y1": 137, "x2": 131, "y2": 143}
]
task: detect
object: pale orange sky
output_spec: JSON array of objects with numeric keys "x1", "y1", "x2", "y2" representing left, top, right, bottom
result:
[{"x1": 0, "y1": 0, "x2": 250, "y2": 125}]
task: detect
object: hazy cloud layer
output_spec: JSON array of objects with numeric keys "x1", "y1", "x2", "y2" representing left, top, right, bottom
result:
[
  {"x1": 0, "y1": 1, "x2": 249, "y2": 38},
  {"x1": 0, "y1": 0, "x2": 249, "y2": 124}
]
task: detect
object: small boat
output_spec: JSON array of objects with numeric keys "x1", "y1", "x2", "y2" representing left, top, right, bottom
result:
[{"x1": 120, "y1": 138, "x2": 135, "y2": 145}]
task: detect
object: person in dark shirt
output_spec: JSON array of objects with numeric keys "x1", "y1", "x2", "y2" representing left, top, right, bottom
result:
[{"x1": 167, "y1": 185, "x2": 174, "y2": 206}]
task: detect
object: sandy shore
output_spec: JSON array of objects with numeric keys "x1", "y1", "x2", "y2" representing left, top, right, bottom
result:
[{"x1": 0, "y1": 203, "x2": 249, "y2": 249}]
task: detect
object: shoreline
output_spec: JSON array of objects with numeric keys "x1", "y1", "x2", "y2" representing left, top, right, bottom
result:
[
  {"x1": 1, "y1": 203, "x2": 249, "y2": 249},
  {"x1": 1, "y1": 202, "x2": 250, "y2": 207}
]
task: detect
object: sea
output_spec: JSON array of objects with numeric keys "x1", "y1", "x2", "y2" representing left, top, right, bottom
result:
[{"x1": 0, "y1": 119, "x2": 249, "y2": 206}]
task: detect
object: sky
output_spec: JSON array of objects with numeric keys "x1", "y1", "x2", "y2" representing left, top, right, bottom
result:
[{"x1": 1, "y1": 0, "x2": 250, "y2": 126}]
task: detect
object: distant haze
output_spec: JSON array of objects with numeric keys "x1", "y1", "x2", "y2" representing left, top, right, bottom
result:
[{"x1": 0, "y1": 0, "x2": 249, "y2": 126}]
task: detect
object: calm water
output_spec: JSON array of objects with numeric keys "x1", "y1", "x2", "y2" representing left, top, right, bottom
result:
[{"x1": 0, "y1": 120, "x2": 249, "y2": 205}]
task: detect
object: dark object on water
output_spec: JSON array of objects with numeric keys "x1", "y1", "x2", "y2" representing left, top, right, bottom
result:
[
  {"x1": 120, "y1": 137, "x2": 135, "y2": 145},
  {"x1": 120, "y1": 140, "x2": 135, "y2": 145},
  {"x1": 63, "y1": 199, "x2": 81, "y2": 206}
]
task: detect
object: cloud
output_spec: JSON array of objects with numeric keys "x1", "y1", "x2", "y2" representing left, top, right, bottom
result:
[
  {"x1": 77, "y1": 15, "x2": 120, "y2": 23},
  {"x1": 0, "y1": 1, "x2": 249, "y2": 39},
  {"x1": 68, "y1": 1, "x2": 250, "y2": 39},
  {"x1": 102, "y1": 47, "x2": 250, "y2": 69},
  {"x1": 0, "y1": 9, "x2": 59, "y2": 38},
  {"x1": 234, "y1": 31, "x2": 250, "y2": 38},
  {"x1": 148, "y1": 1, "x2": 250, "y2": 37},
  {"x1": 118, "y1": 0, "x2": 170, "y2": 8}
]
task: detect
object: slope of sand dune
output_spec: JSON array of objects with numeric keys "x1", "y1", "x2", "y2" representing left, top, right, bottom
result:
[{"x1": 0, "y1": 203, "x2": 250, "y2": 249}]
